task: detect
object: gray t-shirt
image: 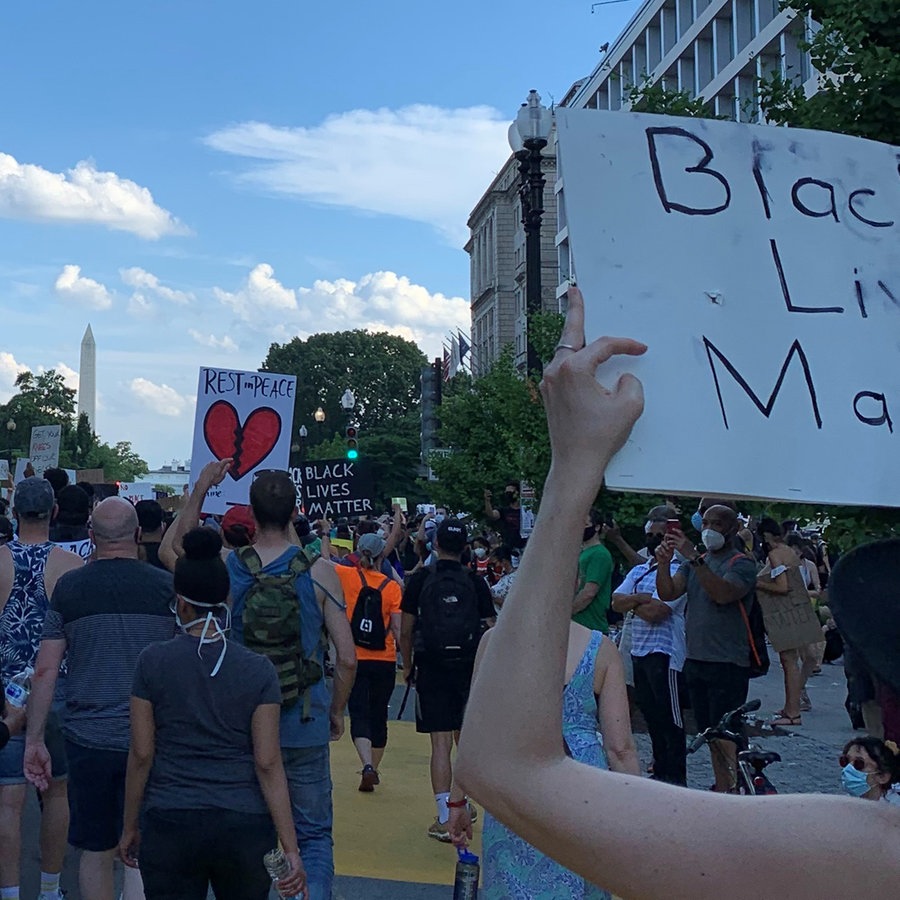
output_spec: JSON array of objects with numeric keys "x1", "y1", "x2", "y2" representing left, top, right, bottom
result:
[
  {"x1": 680, "y1": 550, "x2": 757, "y2": 667},
  {"x1": 132, "y1": 634, "x2": 281, "y2": 815}
]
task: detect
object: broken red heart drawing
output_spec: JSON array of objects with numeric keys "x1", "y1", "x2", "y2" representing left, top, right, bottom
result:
[{"x1": 203, "y1": 400, "x2": 283, "y2": 480}]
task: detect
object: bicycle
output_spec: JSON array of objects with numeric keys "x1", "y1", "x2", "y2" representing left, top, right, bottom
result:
[{"x1": 687, "y1": 699, "x2": 780, "y2": 795}]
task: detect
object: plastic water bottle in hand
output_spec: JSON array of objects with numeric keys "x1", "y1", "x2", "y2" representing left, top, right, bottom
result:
[
  {"x1": 453, "y1": 847, "x2": 480, "y2": 900},
  {"x1": 4, "y1": 667, "x2": 34, "y2": 708},
  {"x1": 263, "y1": 848, "x2": 301, "y2": 900}
]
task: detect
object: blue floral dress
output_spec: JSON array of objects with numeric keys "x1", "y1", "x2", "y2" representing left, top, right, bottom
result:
[{"x1": 481, "y1": 630, "x2": 611, "y2": 899}]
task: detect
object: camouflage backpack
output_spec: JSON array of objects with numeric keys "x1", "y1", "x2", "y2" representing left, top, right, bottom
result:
[{"x1": 238, "y1": 545, "x2": 323, "y2": 718}]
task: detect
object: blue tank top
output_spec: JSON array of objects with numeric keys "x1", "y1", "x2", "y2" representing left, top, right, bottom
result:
[{"x1": 0, "y1": 541, "x2": 54, "y2": 682}]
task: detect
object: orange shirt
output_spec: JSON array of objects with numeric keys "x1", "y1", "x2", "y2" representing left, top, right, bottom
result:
[{"x1": 335, "y1": 565, "x2": 403, "y2": 662}]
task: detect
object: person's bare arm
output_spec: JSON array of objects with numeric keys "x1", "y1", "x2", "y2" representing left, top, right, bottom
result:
[
  {"x1": 572, "y1": 580, "x2": 598, "y2": 614},
  {"x1": 611, "y1": 591, "x2": 654, "y2": 614},
  {"x1": 251, "y1": 704, "x2": 306, "y2": 896},
  {"x1": 632, "y1": 598, "x2": 673, "y2": 624},
  {"x1": 24, "y1": 638, "x2": 67, "y2": 789},
  {"x1": 119, "y1": 696, "x2": 156, "y2": 868},
  {"x1": 382, "y1": 504, "x2": 404, "y2": 558},
  {"x1": 159, "y1": 459, "x2": 232, "y2": 571},
  {"x1": 654, "y1": 545, "x2": 686, "y2": 601},
  {"x1": 453, "y1": 288, "x2": 900, "y2": 900},
  {"x1": 400, "y1": 612, "x2": 416, "y2": 680},
  {"x1": 389, "y1": 612, "x2": 402, "y2": 649},
  {"x1": 483, "y1": 489, "x2": 500, "y2": 521},
  {"x1": 315, "y1": 558, "x2": 356, "y2": 739},
  {"x1": 593, "y1": 638, "x2": 640, "y2": 775},
  {"x1": 602, "y1": 523, "x2": 642, "y2": 568}
]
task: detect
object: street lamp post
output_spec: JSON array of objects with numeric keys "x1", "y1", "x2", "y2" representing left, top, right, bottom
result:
[
  {"x1": 298, "y1": 425, "x2": 308, "y2": 469},
  {"x1": 314, "y1": 406, "x2": 326, "y2": 444},
  {"x1": 509, "y1": 89, "x2": 553, "y2": 377}
]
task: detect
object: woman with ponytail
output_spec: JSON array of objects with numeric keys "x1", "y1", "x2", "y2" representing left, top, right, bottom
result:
[
  {"x1": 334, "y1": 532, "x2": 403, "y2": 792},
  {"x1": 119, "y1": 527, "x2": 307, "y2": 899}
]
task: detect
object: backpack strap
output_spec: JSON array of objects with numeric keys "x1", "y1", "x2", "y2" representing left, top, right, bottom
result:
[{"x1": 236, "y1": 545, "x2": 263, "y2": 575}]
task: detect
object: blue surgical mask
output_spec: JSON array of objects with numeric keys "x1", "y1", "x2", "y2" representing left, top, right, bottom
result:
[
  {"x1": 841, "y1": 763, "x2": 872, "y2": 798},
  {"x1": 691, "y1": 511, "x2": 704, "y2": 532}
]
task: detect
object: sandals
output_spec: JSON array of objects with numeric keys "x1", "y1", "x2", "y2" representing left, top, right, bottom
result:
[{"x1": 772, "y1": 714, "x2": 802, "y2": 727}]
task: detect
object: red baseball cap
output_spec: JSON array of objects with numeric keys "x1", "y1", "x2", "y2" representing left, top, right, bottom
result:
[{"x1": 222, "y1": 505, "x2": 256, "y2": 546}]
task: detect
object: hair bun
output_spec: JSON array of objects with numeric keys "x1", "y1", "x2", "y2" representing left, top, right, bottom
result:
[{"x1": 182, "y1": 527, "x2": 223, "y2": 561}]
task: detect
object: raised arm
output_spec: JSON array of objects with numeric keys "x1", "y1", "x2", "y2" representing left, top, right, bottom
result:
[
  {"x1": 382, "y1": 504, "x2": 404, "y2": 557},
  {"x1": 453, "y1": 286, "x2": 900, "y2": 900},
  {"x1": 158, "y1": 458, "x2": 232, "y2": 571}
]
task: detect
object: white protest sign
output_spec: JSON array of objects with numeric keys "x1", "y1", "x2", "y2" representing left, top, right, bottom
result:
[
  {"x1": 13, "y1": 458, "x2": 29, "y2": 484},
  {"x1": 189, "y1": 367, "x2": 297, "y2": 515},
  {"x1": 29, "y1": 425, "x2": 61, "y2": 477},
  {"x1": 118, "y1": 482, "x2": 153, "y2": 503},
  {"x1": 0, "y1": 460, "x2": 8, "y2": 483},
  {"x1": 556, "y1": 109, "x2": 900, "y2": 506}
]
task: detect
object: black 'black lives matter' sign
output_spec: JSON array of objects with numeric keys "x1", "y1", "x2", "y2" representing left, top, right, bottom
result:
[{"x1": 289, "y1": 458, "x2": 375, "y2": 519}]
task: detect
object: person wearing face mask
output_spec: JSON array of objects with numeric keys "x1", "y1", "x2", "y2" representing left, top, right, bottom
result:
[
  {"x1": 611, "y1": 513, "x2": 688, "y2": 785},
  {"x1": 839, "y1": 737, "x2": 900, "y2": 804},
  {"x1": 573, "y1": 510, "x2": 615, "y2": 635},
  {"x1": 118, "y1": 527, "x2": 306, "y2": 900},
  {"x1": 470, "y1": 536, "x2": 491, "y2": 581},
  {"x1": 488, "y1": 546, "x2": 517, "y2": 612},
  {"x1": 656, "y1": 505, "x2": 758, "y2": 792},
  {"x1": 483, "y1": 482, "x2": 525, "y2": 551}
]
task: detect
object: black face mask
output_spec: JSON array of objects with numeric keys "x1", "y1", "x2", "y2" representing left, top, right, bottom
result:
[
  {"x1": 505, "y1": 491, "x2": 517, "y2": 503},
  {"x1": 645, "y1": 534, "x2": 664, "y2": 554},
  {"x1": 583, "y1": 526, "x2": 597, "y2": 543}
]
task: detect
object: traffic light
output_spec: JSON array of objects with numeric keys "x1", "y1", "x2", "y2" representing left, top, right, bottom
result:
[{"x1": 345, "y1": 424, "x2": 359, "y2": 460}]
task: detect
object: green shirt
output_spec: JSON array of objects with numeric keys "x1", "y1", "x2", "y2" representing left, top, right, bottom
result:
[{"x1": 573, "y1": 542, "x2": 614, "y2": 633}]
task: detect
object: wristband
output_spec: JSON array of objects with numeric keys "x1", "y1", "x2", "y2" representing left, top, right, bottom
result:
[{"x1": 447, "y1": 798, "x2": 468, "y2": 809}]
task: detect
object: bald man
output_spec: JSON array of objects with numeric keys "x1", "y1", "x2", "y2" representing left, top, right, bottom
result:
[
  {"x1": 25, "y1": 497, "x2": 176, "y2": 900},
  {"x1": 656, "y1": 505, "x2": 758, "y2": 792}
]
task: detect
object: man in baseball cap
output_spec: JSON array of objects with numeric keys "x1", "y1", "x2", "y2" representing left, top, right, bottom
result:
[{"x1": 14, "y1": 476, "x2": 56, "y2": 519}]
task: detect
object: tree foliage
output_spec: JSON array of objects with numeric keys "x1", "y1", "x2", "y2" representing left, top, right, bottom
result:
[
  {"x1": 0, "y1": 371, "x2": 148, "y2": 481},
  {"x1": 760, "y1": 0, "x2": 900, "y2": 145},
  {"x1": 263, "y1": 330, "x2": 430, "y2": 513}
]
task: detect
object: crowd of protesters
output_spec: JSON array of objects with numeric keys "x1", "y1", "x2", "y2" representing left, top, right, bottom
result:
[{"x1": 0, "y1": 442, "x2": 897, "y2": 900}]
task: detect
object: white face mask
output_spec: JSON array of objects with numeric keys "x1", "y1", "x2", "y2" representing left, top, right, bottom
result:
[
  {"x1": 173, "y1": 598, "x2": 231, "y2": 677},
  {"x1": 701, "y1": 528, "x2": 726, "y2": 552},
  {"x1": 474, "y1": 547, "x2": 487, "y2": 559}
]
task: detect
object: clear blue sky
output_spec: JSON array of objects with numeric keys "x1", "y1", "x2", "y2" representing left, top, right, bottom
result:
[{"x1": 0, "y1": 0, "x2": 638, "y2": 467}]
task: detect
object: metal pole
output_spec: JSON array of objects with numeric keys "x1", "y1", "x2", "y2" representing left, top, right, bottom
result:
[{"x1": 519, "y1": 139, "x2": 547, "y2": 377}]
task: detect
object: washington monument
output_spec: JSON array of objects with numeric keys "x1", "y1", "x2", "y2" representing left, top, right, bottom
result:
[{"x1": 78, "y1": 324, "x2": 96, "y2": 430}]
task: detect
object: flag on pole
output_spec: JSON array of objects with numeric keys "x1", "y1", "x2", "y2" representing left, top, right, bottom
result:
[
  {"x1": 442, "y1": 346, "x2": 451, "y2": 382},
  {"x1": 449, "y1": 334, "x2": 460, "y2": 378},
  {"x1": 458, "y1": 330, "x2": 471, "y2": 362}
]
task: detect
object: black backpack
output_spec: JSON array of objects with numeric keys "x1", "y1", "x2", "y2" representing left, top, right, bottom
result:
[
  {"x1": 417, "y1": 564, "x2": 482, "y2": 662},
  {"x1": 350, "y1": 571, "x2": 390, "y2": 651},
  {"x1": 725, "y1": 552, "x2": 770, "y2": 679}
]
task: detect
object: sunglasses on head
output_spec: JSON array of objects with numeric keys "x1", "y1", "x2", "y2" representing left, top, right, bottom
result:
[{"x1": 839, "y1": 755, "x2": 869, "y2": 771}]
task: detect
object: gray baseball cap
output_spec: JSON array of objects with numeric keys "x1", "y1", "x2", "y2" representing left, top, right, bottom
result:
[{"x1": 14, "y1": 476, "x2": 56, "y2": 519}]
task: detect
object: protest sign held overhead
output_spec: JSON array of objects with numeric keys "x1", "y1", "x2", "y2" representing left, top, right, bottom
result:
[
  {"x1": 556, "y1": 109, "x2": 900, "y2": 506},
  {"x1": 29, "y1": 425, "x2": 61, "y2": 477},
  {"x1": 291, "y1": 458, "x2": 376, "y2": 520},
  {"x1": 190, "y1": 367, "x2": 297, "y2": 515}
]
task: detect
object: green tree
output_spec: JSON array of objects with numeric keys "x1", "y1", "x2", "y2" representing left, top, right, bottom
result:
[
  {"x1": 262, "y1": 330, "x2": 427, "y2": 442},
  {"x1": 760, "y1": 0, "x2": 900, "y2": 145}
]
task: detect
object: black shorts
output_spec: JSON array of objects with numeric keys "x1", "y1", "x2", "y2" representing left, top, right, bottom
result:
[
  {"x1": 348, "y1": 660, "x2": 396, "y2": 748},
  {"x1": 414, "y1": 660, "x2": 474, "y2": 734},
  {"x1": 684, "y1": 660, "x2": 750, "y2": 734},
  {"x1": 66, "y1": 740, "x2": 128, "y2": 852},
  {"x1": 140, "y1": 807, "x2": 274, "y2": 900}
]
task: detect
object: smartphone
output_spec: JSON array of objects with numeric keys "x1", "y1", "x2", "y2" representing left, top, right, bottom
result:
[{"x1": 666, "y1": 519, "x2": 681, "y2": 535}]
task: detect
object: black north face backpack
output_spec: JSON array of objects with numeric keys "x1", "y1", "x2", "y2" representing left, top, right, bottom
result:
[{"x1": 349, "y1": 571, "x2": 391, "y2": 651}]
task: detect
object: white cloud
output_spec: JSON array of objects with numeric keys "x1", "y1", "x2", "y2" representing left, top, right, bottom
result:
[
  {"x1": 205, "y1": 105, "x2": 511, "y2": 244},
  {"x1": 54, "y1": 265, "x2": 113, "y2": 310},
  {"x1": 129, "y1": 377, "x2": 191, "y2": 417},
  {"x1": 189, "y1": 329, "x2": 238, "y2": 352},
  {"x1": 120, "y1": 267, "x2": 192, "y2": 304},
  {"x1": 213, "y1": 265, "x2": 469, "y2": 358},
  {"x1": 127, "y1": 293, "x2": 155, "y2": 318},
  {"x1": 54, "y1": 362, "x2": 79, "y2": 393},
  {"x1": 213, "y1": 263, "x2": 297, "y2": 331},
  {"x1": 0, "y1": 152, "x2": 188, "y2": 240},
  {"x1": 0, "y1": 351, "x2": 28, "y2": 403}
]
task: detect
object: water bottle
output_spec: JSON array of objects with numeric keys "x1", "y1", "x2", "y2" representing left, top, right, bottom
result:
[
  {"x1": 453, "y1": 848, "x2": 480, "y2": 900},
  {"x1": 4, "y1": 667, "x2": 34, "y2": 708},
  {"x1": 262, "y1": 847, "x2": 301, "y2": 900}
]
